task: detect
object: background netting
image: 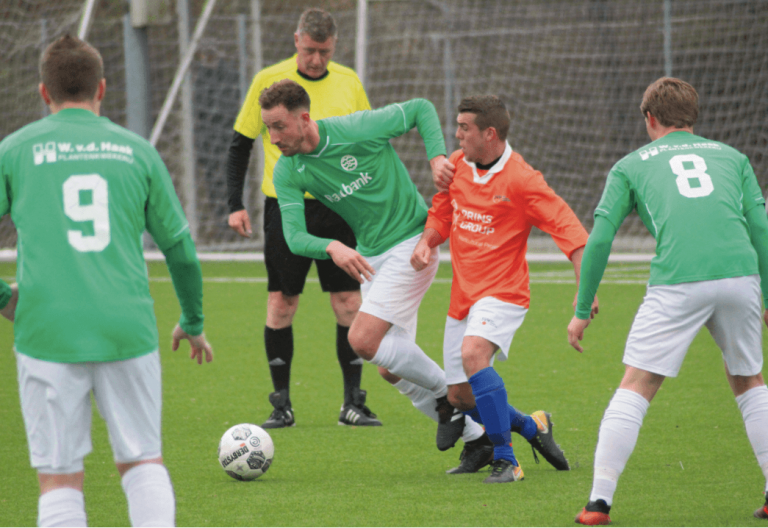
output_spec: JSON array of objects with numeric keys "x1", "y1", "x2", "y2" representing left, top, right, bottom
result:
[{"x1": 1, "y1": 0, "x2": 766, "y2": 252}]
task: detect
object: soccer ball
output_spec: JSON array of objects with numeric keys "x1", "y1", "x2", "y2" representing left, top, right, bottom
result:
[{"x1": 218, "y1": 423, "x2": 274, "y2": 481}]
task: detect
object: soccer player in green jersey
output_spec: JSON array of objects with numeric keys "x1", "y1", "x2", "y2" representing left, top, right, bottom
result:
[
  {"x1": 0, "y1": 35, "x2": 212, "y2": 527},
  {"x1": 261, "y1": 79, "x2": 495, "y2": 468},
  {"x1": 226, "y1": 8, "x2": 380, "y2": 428},
  {"x1": 567, "y1": 77, "x2": 768, "y2": 525}
]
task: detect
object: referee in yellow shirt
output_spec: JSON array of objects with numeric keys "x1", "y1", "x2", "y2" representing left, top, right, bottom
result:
[{"x1": 225, "y1": 8, "x2": 380, "y2": 428}]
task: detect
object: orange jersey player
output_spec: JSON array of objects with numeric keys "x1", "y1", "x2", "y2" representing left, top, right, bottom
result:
[
  {"x1": 428, "y1": 146, "x2": 588, "y2": 320},
  {"x1": 411, "y1": 95, "x2": 598, "y2": 481}
]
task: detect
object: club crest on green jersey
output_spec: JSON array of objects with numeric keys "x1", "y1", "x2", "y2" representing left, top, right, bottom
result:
[{"x1": 340, "y1": 155, "x2": 358, "y2": 171}]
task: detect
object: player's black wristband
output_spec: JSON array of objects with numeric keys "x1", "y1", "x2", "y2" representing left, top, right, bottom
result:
[{"x1": 226, "y1": 131, "x2": 255, "y2": 213}]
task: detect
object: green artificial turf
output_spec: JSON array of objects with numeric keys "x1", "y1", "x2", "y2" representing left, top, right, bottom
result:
[{"x1": 0, "y1": 261, "x2": 766, "y2": 526}]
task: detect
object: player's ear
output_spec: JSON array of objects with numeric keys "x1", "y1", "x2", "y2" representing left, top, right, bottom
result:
[
  {"x1": 485, "y1": 126, "x2": 498, "y2": 142},
  {"x1": 96, "y1": 78, "x2": 106, "y2": 102},
  {"x1": 294, "y1": 32, "x2": 301, "y2": 49},
  {"x1": 39, "y1": 83, "x2": 52, "y2": 105}
]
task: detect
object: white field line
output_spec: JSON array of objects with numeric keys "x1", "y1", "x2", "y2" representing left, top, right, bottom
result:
[
  {"x1": 2, "y1": 275, "x2": 649, "y2": 285},
  {"x1": 0, "y1": 249, "x2": 655, "y2": 263}
]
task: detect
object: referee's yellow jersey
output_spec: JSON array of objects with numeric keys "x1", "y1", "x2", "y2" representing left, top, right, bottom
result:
[{"x1": 234, "y1": 55, "x2": 371, "y2": 199}]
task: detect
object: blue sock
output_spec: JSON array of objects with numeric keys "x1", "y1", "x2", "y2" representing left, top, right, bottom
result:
[
  {"x1": 468, "y1": 367, "x2": 517, "y2": 465},
  {"x1": 510, "y1": 405, "x2": 538, "y2": 440},
  {"x1": 463, "y1": 406, "x2": 483, "y2": 425}
]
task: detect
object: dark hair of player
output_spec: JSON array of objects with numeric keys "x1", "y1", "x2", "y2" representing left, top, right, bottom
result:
[
  {"x1": 39, "y1": 34, "x2": 104, "y2": 104},
  {"x1": 297, "y1": 8, "x2": 337, "y2": 42},
  {"x1": 259, "y1": 79, "x2": 311, "y2": 112},
  {"x1": 457, "y1": 95, "x2": 511, "y2": 141},
  {"x1": 640, "y1": 77, "x2": 699, "y2": 128}
]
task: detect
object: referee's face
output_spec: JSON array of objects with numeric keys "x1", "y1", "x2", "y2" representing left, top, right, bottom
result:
[{"x1": 294, "y1": 33, "x2": 336, "y2": 79}]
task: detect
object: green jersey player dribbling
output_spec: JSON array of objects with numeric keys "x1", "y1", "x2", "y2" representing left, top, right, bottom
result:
[
  {"x1": 262, "y1": 79, "x2": 495, "y2": 472},
  {"x1": 0, "y1": 35, "x2": 212, "y2": 527},
  {"x1": 568, "y1": 77, "x2": 768, "y2": 525}
]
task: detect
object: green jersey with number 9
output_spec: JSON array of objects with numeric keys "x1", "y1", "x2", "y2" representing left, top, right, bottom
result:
[
  {"x1": 595, "y1": 130, "x2": 765, "y2": 285},
  {"x1": 0, "y1": 108, "x2": 190, "y2": 363}
]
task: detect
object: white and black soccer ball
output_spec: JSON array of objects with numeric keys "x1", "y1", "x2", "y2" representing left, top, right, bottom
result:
[{"x1": 218, "y1": 423, "x2": 274, "y2": 481}]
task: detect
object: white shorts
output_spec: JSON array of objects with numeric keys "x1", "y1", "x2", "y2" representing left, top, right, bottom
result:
[
  {"x1": 443, "y1": 297, "x2": 528, "y2": 385},
  {"x1": 360, "y1": 233, "x2": 439, "y2": 341},
  {"x1": 624, "y1": 275, "x2": 763, "y2": 378},
  {"x1": 16, "y1": 351, "x2": 163, "y2": 474}
]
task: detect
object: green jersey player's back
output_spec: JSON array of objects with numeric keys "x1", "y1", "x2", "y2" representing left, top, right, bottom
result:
[
  {"x1": 0, "y1": 108, "x2": 190, "y2": 362},
  {"x1": 596, "y1": 131, "x2": 764, "y2": 285}
]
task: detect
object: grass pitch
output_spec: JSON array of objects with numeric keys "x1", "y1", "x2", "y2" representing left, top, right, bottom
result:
[{"x1": 0, "y1": 260, "x2": 766, "y2": 526}]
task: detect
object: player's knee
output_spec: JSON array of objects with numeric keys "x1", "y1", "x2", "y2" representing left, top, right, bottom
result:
[
  {"x1": 266, "y1": 292, "x2": 299, "y2": 326},
  {"x1": 347, "y1": 329, "x2": 376, "y2": 360},
  {"x1": 461, "y1": 349, "x2": 488, "y2": 379},
  {"x1": 330, "y1": 291, "x2": 361, "y2": 325}
]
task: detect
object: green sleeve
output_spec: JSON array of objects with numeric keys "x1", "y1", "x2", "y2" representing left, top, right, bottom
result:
[
  {"x1": 163, "y1": 234, "x2": 204, "y2": 336},
  {"x1": 145, "y1": 148, "x2": 191, "y2": 251},
  {"x1": 338, "y1": 99, "x2": 447, "y2": 160},
  {"x1": 280, "y1": 204, "x2": 335, "y2": 260},
  {"x1": 273, "y1": 158, "x2": 335, "y2": 260},
  {"x1": 0, "y1": 279, "x2": 11, "y2": 310},
  {"x1": 745, "y1": 206, "x2": 768, "y2": 308},
  {"x1": 575, "y1": 216, "x2": 617, "y2": 319}
]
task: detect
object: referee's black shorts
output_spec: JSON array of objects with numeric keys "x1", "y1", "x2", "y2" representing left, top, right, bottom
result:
[{"x1": 263, "y1": 197, "x2": 360, "y2": 296}]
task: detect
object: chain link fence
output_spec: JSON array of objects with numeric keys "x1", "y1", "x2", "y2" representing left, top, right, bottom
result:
[{"x1": 1, "y1": 0, "x2": 766, "y2": 252}]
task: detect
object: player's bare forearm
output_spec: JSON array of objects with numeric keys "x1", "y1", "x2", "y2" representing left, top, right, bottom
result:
[
  {"x1": 326, "y1": 240, "x2": 375, "y2": 284},
  {"x1": 411, "y1": 228, "x2": 443, "y2": 271},
  {"x1": 430, "y1": 155, "x2": 455, "y2": 192},
  {"x1": 0, "y1": 282, "x2": 18, "y2": 322}
]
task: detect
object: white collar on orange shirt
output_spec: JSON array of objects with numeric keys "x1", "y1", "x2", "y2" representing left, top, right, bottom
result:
[{"x1": 462, "y1": 142, "x2": 513, "y2": 185}]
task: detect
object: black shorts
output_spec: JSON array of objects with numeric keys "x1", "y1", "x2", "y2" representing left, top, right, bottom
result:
[{"x1": 263, "y1": 197, "x2": 360, "y2": 296}]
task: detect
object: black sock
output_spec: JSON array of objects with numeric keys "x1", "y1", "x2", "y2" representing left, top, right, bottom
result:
[
  {"x1": 264, "y1": 326, "x2": 293, "y2": 394},
  {"x1": 336, "y1": 324, "x2": 363, "y2": 403}
]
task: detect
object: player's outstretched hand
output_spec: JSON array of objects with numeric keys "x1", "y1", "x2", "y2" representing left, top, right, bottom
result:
[
  {"x1": 0, "y1": 283, "x2": 18, "y2": 322},
  {"x1": 410, "y1": 239, "x2": 432, "y2": 271},
  {"x1": 326, "y1": 241, "x2": 375, "y2": 284},
  {"x1": 763, "y1": 309, "x2": 768, "y2": 329},
  {"x1": 573, "y1": 292, "x2": 599, "y2": 319},
  {"x1": 172, "y1": 324, "x2": 214, "y2": 365},
  {"x1": 430, "y1": 155, "x2": 455, "y2": 192},
  {"x1": 567, "y1": 316, "x2": 591, "y2": 353},
  {"x1": 228, "y1": 209, "x2": 252, "y2": 238}
]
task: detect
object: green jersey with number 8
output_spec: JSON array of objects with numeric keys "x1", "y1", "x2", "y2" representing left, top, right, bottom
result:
[
  {"x1": 595, "y1": 130, "x2": 765, "y2": 285},
  {"x1": 0, "y1": 108, "x2": 190, "y2": 363}
]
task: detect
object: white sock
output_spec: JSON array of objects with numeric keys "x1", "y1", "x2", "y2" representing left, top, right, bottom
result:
[
  {"x1": 461, "y1": 417, "x2": 485, "y2": 443},
  {"x1": 121, "y1": 463, "x2": 175, "y2": 527},
  {"x1": 736, "y1": 384, "x2": 768, "y2": 493},
  {"x1": 393, "y1": 379, "x2": 484, "y2": 442},
  {"x1": 38, "y1": 487, "x2": 87, "y2": 527},
  {"x1": 394, "y1": 378, "x2": 440, "y2": 421},
  {"x1": 590, "y1": 388, "x2": 649, "y2": 506},
  {"x1": 369, "y1": 334, "x2": 447, "y2": 397}
]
